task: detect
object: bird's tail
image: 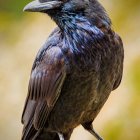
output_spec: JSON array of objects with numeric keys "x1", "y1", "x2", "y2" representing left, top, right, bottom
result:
[
  {"x1": 21, "y1": 118, "x2": 38, "y2": 140},
  {"x1": 22, "y1": 123, "x2": 59, "y2": 140},
  {"x1": 21, "y1": 118, "x2": 60, "y2": 140}
]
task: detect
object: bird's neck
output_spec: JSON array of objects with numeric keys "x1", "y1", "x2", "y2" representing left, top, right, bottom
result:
[
  {"x1": 47, "y1": 10, "x2": 110, "y2": 54},
  {"x1": 57, "y1": 14, "x2": 104, "y2": 54}
]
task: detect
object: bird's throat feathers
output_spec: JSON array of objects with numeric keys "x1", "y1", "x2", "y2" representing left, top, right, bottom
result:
[
  {"x1": 52, "y1": 13, "x2": 105, "y2": 54},
  {"x1": 46, "y1": 0, "x2": 111, "y2": 54}
]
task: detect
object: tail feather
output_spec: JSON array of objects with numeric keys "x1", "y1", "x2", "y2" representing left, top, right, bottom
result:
[
  {"x1": 22, "y1": 123, "x2": 59, "y2": 140},
  {"x1": 22, "y1": 118, "x2": 37, "y2": 140},
  {"x1": 21, "y1": 99, "x2": 59, "y2": 140}
]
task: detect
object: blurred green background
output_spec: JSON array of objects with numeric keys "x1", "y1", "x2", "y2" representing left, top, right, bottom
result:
[{"x1": 0, "y1": 0, "x2": 140, "y2": 140}]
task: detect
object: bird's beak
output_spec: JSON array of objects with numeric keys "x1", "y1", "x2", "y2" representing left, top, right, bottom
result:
[{"x1": 23, "y1": 0, "x2": 63, "y2": 12}]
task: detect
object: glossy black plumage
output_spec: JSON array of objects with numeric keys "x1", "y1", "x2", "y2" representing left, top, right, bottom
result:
[{"x1": 21, "y1": 0, "x2": 124, "y2": 140}]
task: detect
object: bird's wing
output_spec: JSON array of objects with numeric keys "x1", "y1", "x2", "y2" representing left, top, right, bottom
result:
[{"x1": 21, "y1": 47, "x2": 66, "y2": 132}]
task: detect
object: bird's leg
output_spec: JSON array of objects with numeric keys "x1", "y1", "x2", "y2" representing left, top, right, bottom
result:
[
  {"x1": 82, "y1": 122, "x2": 103, "y2": 140},
  {"x1": 88, "y1": 127, "x2": 103, "y2": 140}
]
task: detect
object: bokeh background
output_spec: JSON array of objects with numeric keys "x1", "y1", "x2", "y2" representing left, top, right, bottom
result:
[{"x1": 0, "y1": 0, "x2": 140, "y2": 140}]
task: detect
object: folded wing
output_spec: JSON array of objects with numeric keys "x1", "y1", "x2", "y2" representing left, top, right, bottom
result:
[{"x1": 21, "y1": 47, "x2": 66, "y2": 139}]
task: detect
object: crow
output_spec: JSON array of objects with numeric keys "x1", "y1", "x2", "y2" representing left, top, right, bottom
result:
[{"x1": 21, "y1": 0, "x2": 124, "y2": 140}]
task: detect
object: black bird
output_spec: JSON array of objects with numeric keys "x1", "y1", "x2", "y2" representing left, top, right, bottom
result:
[{"x1": 21, "y1": 0, "x2": 124, "y2": 140}]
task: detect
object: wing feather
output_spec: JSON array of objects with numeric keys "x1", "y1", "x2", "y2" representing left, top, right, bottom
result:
[{"x1": 21, "y1": 47, "x2": 67, "y2": 138}]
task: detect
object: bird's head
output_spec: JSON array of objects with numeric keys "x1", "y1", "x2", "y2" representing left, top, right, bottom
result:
[
  {"x1": 23, "y1": 0, "x2": 111, "y2": 29},
  {"x1": 23, "y1": 0, "x2": 91, "y2": 29},
  {"x1": 23, "y1": 0, "x2": 89, "y2": 15}
]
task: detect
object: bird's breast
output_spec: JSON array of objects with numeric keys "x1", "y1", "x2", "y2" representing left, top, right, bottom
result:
[{"x1": 46, "y1": 71, "x2": 100, "y2": 132}]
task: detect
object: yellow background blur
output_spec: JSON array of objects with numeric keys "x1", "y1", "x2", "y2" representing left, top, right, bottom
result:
[{"x1": 0, "y1": 0, "x2": 140, "y2": 140}]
